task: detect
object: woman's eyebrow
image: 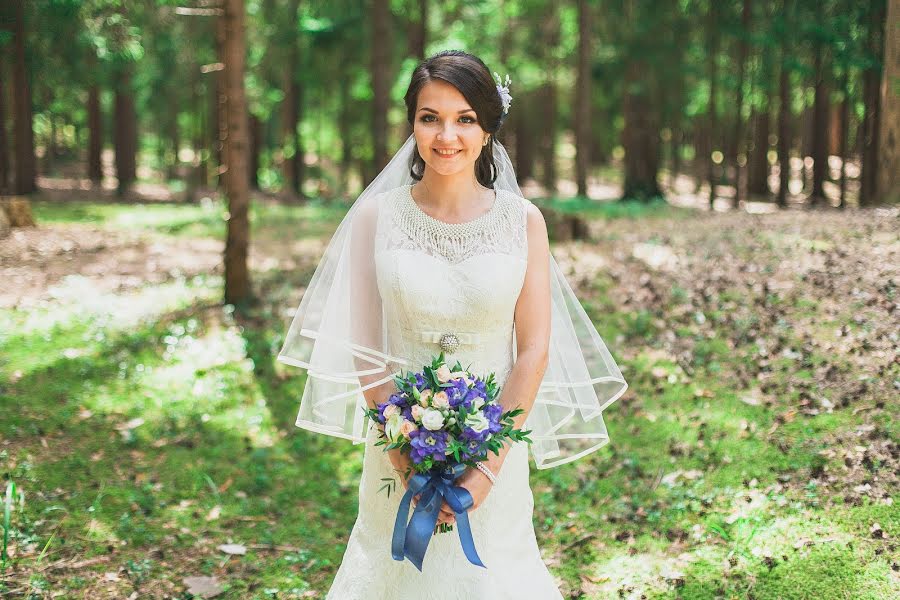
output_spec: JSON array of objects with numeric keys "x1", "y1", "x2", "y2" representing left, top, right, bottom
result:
[{"x1": 418, "y1": 107, "x2": 475, "y2": 114}]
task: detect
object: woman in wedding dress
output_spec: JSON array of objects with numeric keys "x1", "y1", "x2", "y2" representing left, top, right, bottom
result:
[{"x1": 277, "y1": 50, "x2": 628, "y2": 599}]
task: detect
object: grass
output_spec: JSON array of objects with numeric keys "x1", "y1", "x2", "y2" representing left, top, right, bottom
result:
[{"x1": 1, "y1": 197, "x2": 896, "y2": 598}]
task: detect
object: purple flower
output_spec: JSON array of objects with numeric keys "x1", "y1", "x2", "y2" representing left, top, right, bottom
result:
[
  {"x1": 459, "y1": 437, "x2": 487, "y2": 461},
  {"x1": 447, "y1": 379, "x2": 469, "y2": 408},
  {"x1": 388, "y1": 393, "x2": 407, "y2": 407},
  {"x1": 413, "y1": 373, "x2": 428, "y2": 390},
  {"x1": 483, "y1": 404, "x2": 503, "y2": 433},
  {"x1": 460, "y1": 425, "x2": 491, "y2": 444},
  {"x1": 409, "y1": 429, "x2": 449, "y2": 463}
]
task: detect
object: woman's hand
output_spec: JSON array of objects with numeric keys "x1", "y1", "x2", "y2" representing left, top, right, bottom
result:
[
  {"x1": 387, "y1": 446, "x2": 415, "y2": 491},
  {"x1": 435, "y1": 464, "x2": 495, "y2": 526}
]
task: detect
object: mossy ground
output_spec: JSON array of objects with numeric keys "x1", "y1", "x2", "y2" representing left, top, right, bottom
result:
[{"x1": 1, "y1": 196, "x2": 896, "y2": 599}]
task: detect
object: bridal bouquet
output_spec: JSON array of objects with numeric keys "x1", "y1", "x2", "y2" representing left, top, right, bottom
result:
[{"x1": 362, "y1": 352, "x2": 532, "y2": 571}]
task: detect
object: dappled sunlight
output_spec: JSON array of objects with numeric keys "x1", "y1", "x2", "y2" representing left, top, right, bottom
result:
[
  {"x1": 6, "y1": 275, "x2": 219, "y2": 342},
  {"x1": 584, "y1": 548, "x2": 693, "y2": 599}
]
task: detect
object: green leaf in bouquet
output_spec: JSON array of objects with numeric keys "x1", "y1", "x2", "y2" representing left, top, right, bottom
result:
[{"x1": 378, "y1": 477, "x2": 397, "y2": 498}]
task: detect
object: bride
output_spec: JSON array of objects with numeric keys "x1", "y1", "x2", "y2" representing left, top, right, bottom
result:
[{"x1": 277, "y1": 50, "x2": 628, "y2": 599}]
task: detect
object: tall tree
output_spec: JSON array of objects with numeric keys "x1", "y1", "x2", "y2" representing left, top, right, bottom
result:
[
  {"x1": 706, "y1": 0, "x2": 720, "y2": 208},
  {"x1": 809, "y1": 18, "x2": 831, "y2": 207},
  {"x1": 370, "y1": 0, "x2": 390, "y2": 174},
  {"x1": 222, "y1": 0, "x2": 251, "y2": 304},
  {"x1": 859, "y1": 0, "x2": 886, "y2": 206},
  {"x1": 574, "y1": 0, "x2": 592, "y2": 197},
  {"x1": 0, "y1": 51, "x2": 10, "y2": 193},
  {"x1": 11, "y1": 0, "x2": 36, "y2": 195},
  {"x1": 620, "y1": 0, "x2": 662, "y2": 201},
  {"x1": 87, "y1": 59, "x2": 103, "y2": 185},
  {"x1": 776, "y1": 0, "x2": 793, "y2": 208},
  {"x1": 281, "y1": 0, "x2": 304, "y2": 199},
  {"x1": 538, "y1": 5, "x2": 560, "y2": 194},
  {"x1": 731, "y1": 0, "x2": 753, "y2": 206},
  {"x1": 876, "y1": 0, "x2": 898, "y2": 204},
  {"x1": 113, "y1": 66, "x2": 137, "y2": 196}
]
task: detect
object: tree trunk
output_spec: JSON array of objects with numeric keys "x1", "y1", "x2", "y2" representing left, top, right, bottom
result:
[
  {"x1": 0, "y1": 53, "x2": 10, "y2": 193},
  {"x1": 371, "y1": 0, "x2": 390, "y2": 174},
  {"x1": 339, "y1": 58, "x2": 353, "y2": 197},
  {"x1": 407, "y1": 0, "x2": 428, "y2": 59},
  {"x1": 538, "y1": 4, "x2": 560, "y2": 194},
  {"x1": 12, "y1": 0, "x2": 36, "y2": 195},
  {"x1": 731, "y1": 0, "x2": 752, "y2": 207},
  {"x1": 747, "y1": 106, "x2": 771, "y2": 197},
  {"x1": 514, "y1": 94, "x2": 535, "y2": 182},
  {"x1": 114, "y1": 68, "x2": 137, "y2": 197},
  {"x1": 222, "y1": 0, "x2": 251, "y2": 305},
  {"x1": 249, "y1": 111, "x2": 261, "y2": 190},
  {"x1": 838, "y1": 72, "x2": 850, "y2": 208},
  {"x1": 777, "y1": 1, "x2": 791, "y2": 208},
  {"x1": 622, "y1": 59, "x2": 662, "y2": 201},
  {"x1": 706, "y1": 1, "x2": 719, "y2": 208},
  {"x1": 810, "y1": 41, "x2": 830, "y2": 207},
  {"x1": 575, "y1": 0, "x2": 592, "y2": 197},
  {"x1": 875, "y1": 0, "x2": 898, "y2": 204},
  {"x1": 87, "y1": 83, "x2": 103, "y2": 184},
  {"x1": 281, "y1": 61, "x2": 298, "y2": 197},
  {"x1": 860, "y1": 14, "x2": 883, "y2": 207}
]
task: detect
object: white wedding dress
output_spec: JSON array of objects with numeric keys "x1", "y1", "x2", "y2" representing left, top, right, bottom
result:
[{"x1": 324, "y1": 183, "x2": 564, "y2": 599}]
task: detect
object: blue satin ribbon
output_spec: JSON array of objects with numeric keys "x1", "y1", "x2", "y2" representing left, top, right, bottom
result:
[{"x1": 391, "y1": 461, "x2": 487, "y2": 572}]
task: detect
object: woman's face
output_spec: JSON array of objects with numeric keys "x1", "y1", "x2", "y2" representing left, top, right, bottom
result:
[{"x1": 413, "y1": 79, "x2": 488, "y2": 177}]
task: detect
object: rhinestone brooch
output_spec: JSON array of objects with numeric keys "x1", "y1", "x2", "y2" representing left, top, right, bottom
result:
[{"x1": 438, "y1": 333, "x2": 460, "y2": 354}]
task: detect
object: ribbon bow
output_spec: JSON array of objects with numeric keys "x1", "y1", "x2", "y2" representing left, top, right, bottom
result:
[{"x1": 391, "y1": 461, "x2": 487, "y2": 572}]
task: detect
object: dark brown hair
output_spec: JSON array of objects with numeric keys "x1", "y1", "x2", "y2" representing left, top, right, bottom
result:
[{"x1": 404, "y1": 50, "x2": 507, "y2": 187}]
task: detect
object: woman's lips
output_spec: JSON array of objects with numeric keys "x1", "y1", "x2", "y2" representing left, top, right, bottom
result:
[{"x1": 434, "y1": 149, "x2": 461, "y2": 158}]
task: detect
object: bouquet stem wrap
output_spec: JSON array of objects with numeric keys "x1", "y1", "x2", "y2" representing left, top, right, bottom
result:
[{"x1": 391, "y1": 462, "x2": 486, "y2": 571}]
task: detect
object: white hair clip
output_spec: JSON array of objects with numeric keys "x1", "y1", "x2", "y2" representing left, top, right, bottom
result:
[{"x1": 493, "y1": 71, "x2": 512, "y2": 115}]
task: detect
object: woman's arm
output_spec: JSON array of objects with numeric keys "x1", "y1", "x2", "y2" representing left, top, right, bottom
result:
[{"x1": 483, "y1": 202, "x2": 552, "y2": 475}]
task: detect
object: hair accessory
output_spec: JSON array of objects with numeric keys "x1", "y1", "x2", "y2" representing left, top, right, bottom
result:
[{"x1": 493, "y1": 71, "x2": 513, "y2": 115}]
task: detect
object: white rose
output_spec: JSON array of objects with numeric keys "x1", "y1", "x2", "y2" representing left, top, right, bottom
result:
[
  {"x1": 411, "y1": 404, "x2": 424, "y2": 422},
  {"x1": 472, "y1": 397, "x2": 485, "y2": 410},
  {"x1": 432, "y1": 391, "x2": 450, "y2": 409},
  {"x1": 435, "y1": 365, "x2": 452, "y2": 383},
  {"x1": 450, "y1": 370, "x2": 466, "y2": 380},
  {"x1": 384, "y1": 413, "x2": 404, "y2": 441},
  {"x1": 421, "y1": 408, "x2": 446, "y2": 431},
  {"x1": 382, "y1": 404, "x2": 400, "y2": 420},
  {"x1": 464, "y1": 412, "x2": 490, "y2": 434}
]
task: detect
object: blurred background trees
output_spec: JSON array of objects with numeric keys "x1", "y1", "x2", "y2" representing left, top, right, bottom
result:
[{"x1": 0, "y1": 0, "x2": 896, "y2": 301}]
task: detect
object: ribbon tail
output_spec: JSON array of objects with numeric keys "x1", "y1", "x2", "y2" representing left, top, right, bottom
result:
[
  {"x1": 403, "y1": 486, "x2": 441, "y2": 571},
  {"x1": 391, "y1": 473, "x2": 430, "y2": 562},
  {"x1": 443, "y1": 484, "x2": 487, "y2": 569},
  {"x1": 391, "y1": 486, "x2": 417, "y2": 562}
]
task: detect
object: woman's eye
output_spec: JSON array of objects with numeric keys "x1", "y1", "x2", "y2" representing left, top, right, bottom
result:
[{"x1": 420, "y1": 115, "x2": 476, "y2": 124}]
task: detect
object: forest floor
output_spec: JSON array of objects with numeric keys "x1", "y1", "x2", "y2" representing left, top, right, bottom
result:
[{"x1": 1, "y1": 191, "x2": 897, "y2": 599}]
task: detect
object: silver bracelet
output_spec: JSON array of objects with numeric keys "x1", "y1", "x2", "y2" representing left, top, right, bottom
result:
[{"x1": 474, "y1": 462, "x2": 496, "y2": 485}]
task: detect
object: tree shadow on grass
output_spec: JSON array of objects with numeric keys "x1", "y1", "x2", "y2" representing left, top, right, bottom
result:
[{"x1": 3, "y1": 298, "x2": 360, "y2": 595}]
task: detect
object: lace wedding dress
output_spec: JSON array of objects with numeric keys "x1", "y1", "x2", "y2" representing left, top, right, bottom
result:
[{"x1": 324, "y1": 183, "x2": 564, "y2": 599}]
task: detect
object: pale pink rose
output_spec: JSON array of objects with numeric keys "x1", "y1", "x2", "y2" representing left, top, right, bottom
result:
[
  {"x1": 399, "y1": 420, "x2": 417, "y2": 439},
  {"x1": 418, "y1": 388, "x2": 432, "y2": 407},
  {"x1": 411, "y1": 404, "x2": 424, "y2": 422},
  {"x1": 450, "y1": 371, "x2": 466, "y2": 380},
  {"x1": 432, "y1": 391, "x2": 450, "y2": 409},
  {"x1": 435, "y1": 365, "x2": 452, "y2": 383},
  {"x1": 382, "y1": 404, "x2": 400, "y2": 420}
]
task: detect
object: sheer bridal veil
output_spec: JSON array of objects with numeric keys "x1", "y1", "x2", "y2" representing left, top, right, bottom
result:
[{"x1": 277, "y1": 132, "x2": 628, "y2": 469}]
